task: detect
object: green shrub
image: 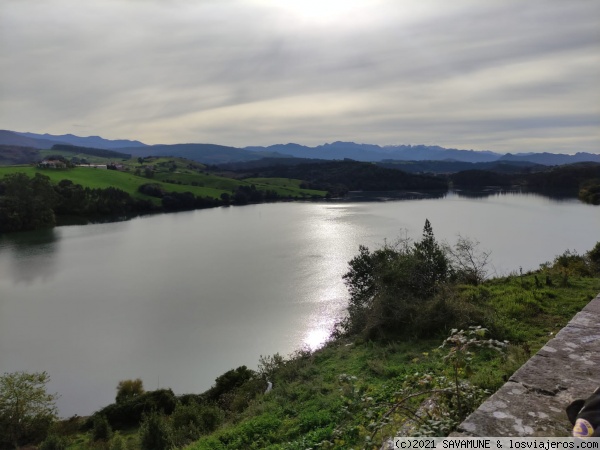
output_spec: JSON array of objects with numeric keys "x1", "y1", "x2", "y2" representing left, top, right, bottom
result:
[
  {"x1": 588, "y1": 241, "x2": 600, "y2": 274},
  {"x1": 39, "y1": 434, "x2": 68, "y2": 450},
  {"x1": 206, "y1": 366, "x2": 256, "y2": 401},
  {"x1": 92, "y1": 414, "x2": 112, "y2": 442},
  {"x1": 339, "y1": 220, "x2": 456, "y2": 338},
  {"x1": 139, "y1": 410, "x2": 173, "y2": 450},
  {"x1": 171, "y1": 402, "x2": 223, "y2": 446},
  {"x1": 298, "y1": 408, "x2": 333, "y2": 433},
  {"x1": 109, "y1": 432, "x2": 127, "y2": 450},
  {"x1": 91, "y1": 389, "x2": 177, "y2": 430}
]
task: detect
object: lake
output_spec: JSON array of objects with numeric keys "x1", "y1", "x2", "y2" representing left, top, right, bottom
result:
[{"x1": 0, "y1": 190, "x2": 598, "y2": 417}]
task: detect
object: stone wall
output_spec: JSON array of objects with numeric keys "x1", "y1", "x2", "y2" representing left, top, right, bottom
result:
[{"x1": 453, "y1": 294, "x2": 600, "y2": 437}]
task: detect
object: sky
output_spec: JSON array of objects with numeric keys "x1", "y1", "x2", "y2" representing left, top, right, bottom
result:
[{"x1": 1, "y1": 0, "x2": 599, "y2": 153}]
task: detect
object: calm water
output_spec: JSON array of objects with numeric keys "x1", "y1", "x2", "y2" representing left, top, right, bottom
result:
[{"x1": 0, "y1": 191, "x2": 598, "y2": 417}]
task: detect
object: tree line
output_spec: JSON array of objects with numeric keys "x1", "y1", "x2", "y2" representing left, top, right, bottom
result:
[
  {"x1": 225, "y1": 160, "x2": 448, "y2": 196},
  {"x1": 0, "y1": 173, "x2": 153, "y2": 233},
  {"x1": 450, "y1": 163, "x2": 600, "y2": 192},
  {"x1": 0, "y1": 173, "x2": 299, "y2": 233}
]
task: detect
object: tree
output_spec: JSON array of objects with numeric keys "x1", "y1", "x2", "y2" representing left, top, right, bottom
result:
[
  {"x1": 339, "y1": 220, "x2": 454, "y2": 338},
  {"x1": 588, "y1": 241, "x2": 600, "y2": 274},
  {"x1": 116, "y1": 378, "x2": 144, "y2": 404},
  {"x1": 341, "y1": 244, "x2": 402, "y2": 335},
  {"x1": 0, "y1": 371, "x2": 58, "y2": 449},
  {"x1": 412, "y1": 219, "x2": 450, "y2": 295},
  {"x1": 0, "y1": 173, "x2": 58, "y2": 232},
  {"x1": 448, "y1": 235, "x2": 492, "y2": 285}
]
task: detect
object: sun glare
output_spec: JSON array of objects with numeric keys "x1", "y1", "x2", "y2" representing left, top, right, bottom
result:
[{"x1": 262, "y1": 0, "x2": 377, "y2": 25}]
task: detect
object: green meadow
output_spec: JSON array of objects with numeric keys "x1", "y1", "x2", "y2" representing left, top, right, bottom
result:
[
  {"x1": 0, "y1": 162, "x2": 326, "y2": 201},
  {"x1": 0, "y1": 166, "x2": 228, "y2": 200}
]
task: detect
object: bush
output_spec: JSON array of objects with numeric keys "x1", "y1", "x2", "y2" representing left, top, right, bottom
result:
[
  {"x1": 92, "y1": 389, "x2": 177, "y2": 430},
  {"x1": 39, "y1": 434, "x2": 68, "y2": 450},
  {"x1": 139, "y1": 411, "x2": 173, "y2": 450},
  {"x1": 587, "y1": 242, "x2": 600, "y2": 274},
  {"x1": 92, "y1": 414, "x2": 112, "y2": 442},
  {"x1": 109, "y1": 432, "x2": 127, "y2": 450},
  {"x1": 171, "y1": 402, "x2": 223, "y2": 446},
  {"x1": 206, "y1": 366, "x2": 257, "y2": 402},
  {"x1": 339, "y1": 220, "x2": 454, "y2": 338},
  {"x1": 138, "y1": 183, "x2": 165, "y2": 198}
]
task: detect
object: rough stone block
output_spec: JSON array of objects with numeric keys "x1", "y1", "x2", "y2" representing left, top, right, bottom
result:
[{"x1": 454, "y1": 295, "x2": 600, "y2": 437}]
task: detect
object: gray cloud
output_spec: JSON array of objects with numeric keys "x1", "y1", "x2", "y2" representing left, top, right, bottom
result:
[{"x1": 1, "y1": 0, "x2": 598, "y2": 153}]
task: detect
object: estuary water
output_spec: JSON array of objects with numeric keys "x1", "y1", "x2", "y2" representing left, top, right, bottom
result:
[{"x1": 0, "y1": 191, "x2": 598, "y2": 417}]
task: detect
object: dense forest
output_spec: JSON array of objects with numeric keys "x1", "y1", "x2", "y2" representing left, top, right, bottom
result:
[
  {"x1": 226, "y1": 160, "x2": 448, "y2": 196},
  {"x1": 450, "y1": 163, "x2": 600, "y2": 204},
  {"x1": 450, "y1": 162, "x2": 600, "y2": 189}
]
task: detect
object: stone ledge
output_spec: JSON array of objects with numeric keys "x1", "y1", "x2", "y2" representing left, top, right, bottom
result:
[{"x1": 454, "y1": 294, "x2": 600, "y2": 437}]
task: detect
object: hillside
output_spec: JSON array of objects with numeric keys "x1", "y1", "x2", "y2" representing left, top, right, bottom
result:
[
  {"x1": 377, "y1": 159, "x2": 545, "y2": 174},
  {"x1": 122, "y1": 143, "x2": 285, "y2": 165},
  {"x1": 50, "y1": 144, "x2": 132, "y2": 159},
  {"x1": 0, "y1": 130, "x2": 61, "y2": 149},
  {"x1": 0, "y1": 145, "x2": 40, "y2": 164},
  {"x1": 450, "y1": 162, "x2": 600, "y2": 190},
  {"x1": 227, "y1": 160, "x2": 448, "y2": 195},
  {"x1": 0, "y1": 159, "x2": 326, "y2": 202},
  {"x1": 500, "y1": 152, "x2": 600, "y2": 165}
]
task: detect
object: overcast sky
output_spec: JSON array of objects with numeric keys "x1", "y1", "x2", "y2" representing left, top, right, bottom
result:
[{"x1": 1, "y1": 0, "x2": 599, "y2": 153}]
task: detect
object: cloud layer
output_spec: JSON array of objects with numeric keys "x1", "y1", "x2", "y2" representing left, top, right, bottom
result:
[{"x1": 1, "y1": 0, "x2": 599, "y2": 152}]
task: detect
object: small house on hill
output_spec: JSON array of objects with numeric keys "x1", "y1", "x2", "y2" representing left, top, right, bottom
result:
[{"x1": 77, "y1": 163, "x2": 108, "y2": 169}]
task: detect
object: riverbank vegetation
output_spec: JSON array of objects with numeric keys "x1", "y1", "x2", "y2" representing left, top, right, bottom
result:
[
  {"x1": 0, "y1": 161, "x2": 327, "y2": 232},
  {"x1": 449, "y1": 162, "x2": 600, "y2": 204},
  {"x1": 1, "y1": 151, "x2": 599, "y2": 233},
  {"x1": 5, "y1": 226, "x2": 599, "y2": 449}
]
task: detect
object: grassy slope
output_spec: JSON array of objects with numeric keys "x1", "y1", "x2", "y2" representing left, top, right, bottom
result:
[
  {"x1": 38, "y1": 149, "x2": 131, "y2": 164},
  {"x1": 0, "y1": 164, "x2": 326, "y2": 201},
  {"x1": 0, "y1": 166, "x2": 227, "y2": 200},
  {"x1": 243, "y1": 177, "x2": 327, "y2": 197}
]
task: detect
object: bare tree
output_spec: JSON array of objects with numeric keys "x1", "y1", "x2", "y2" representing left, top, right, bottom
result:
[{"x1": 448, "y1": 235, "x2": 493, "y2": 285}]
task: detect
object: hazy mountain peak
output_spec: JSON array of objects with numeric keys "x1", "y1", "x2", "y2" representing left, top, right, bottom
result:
[{"x1": 15, "y1": 131, "x2": 147, "y2": 150}]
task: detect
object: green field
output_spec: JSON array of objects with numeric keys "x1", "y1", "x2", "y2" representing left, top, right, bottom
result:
[
  {"x1": 0, "y1": 166, "x2": 227, "y2": 200},
  {"x1": 0, "y1": 164, "x2": 326, "y2": 201},
  {"x1": 244, "y1": 177, "x2": 326, "y2": 197},
  {"x1": 38, "y1": 149, "x2": 132, "y2": 165}
]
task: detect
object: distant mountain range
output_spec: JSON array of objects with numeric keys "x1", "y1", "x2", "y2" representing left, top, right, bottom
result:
[
  {"x1": 1, "y1": 129, "x2": 599, "y2": 166},
  {"x1": 1, "y1": 130, "x2": 146, "y2": 150},
  {"x1": 245, "y1": 141, "x2": 502, "y2": 163}
]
